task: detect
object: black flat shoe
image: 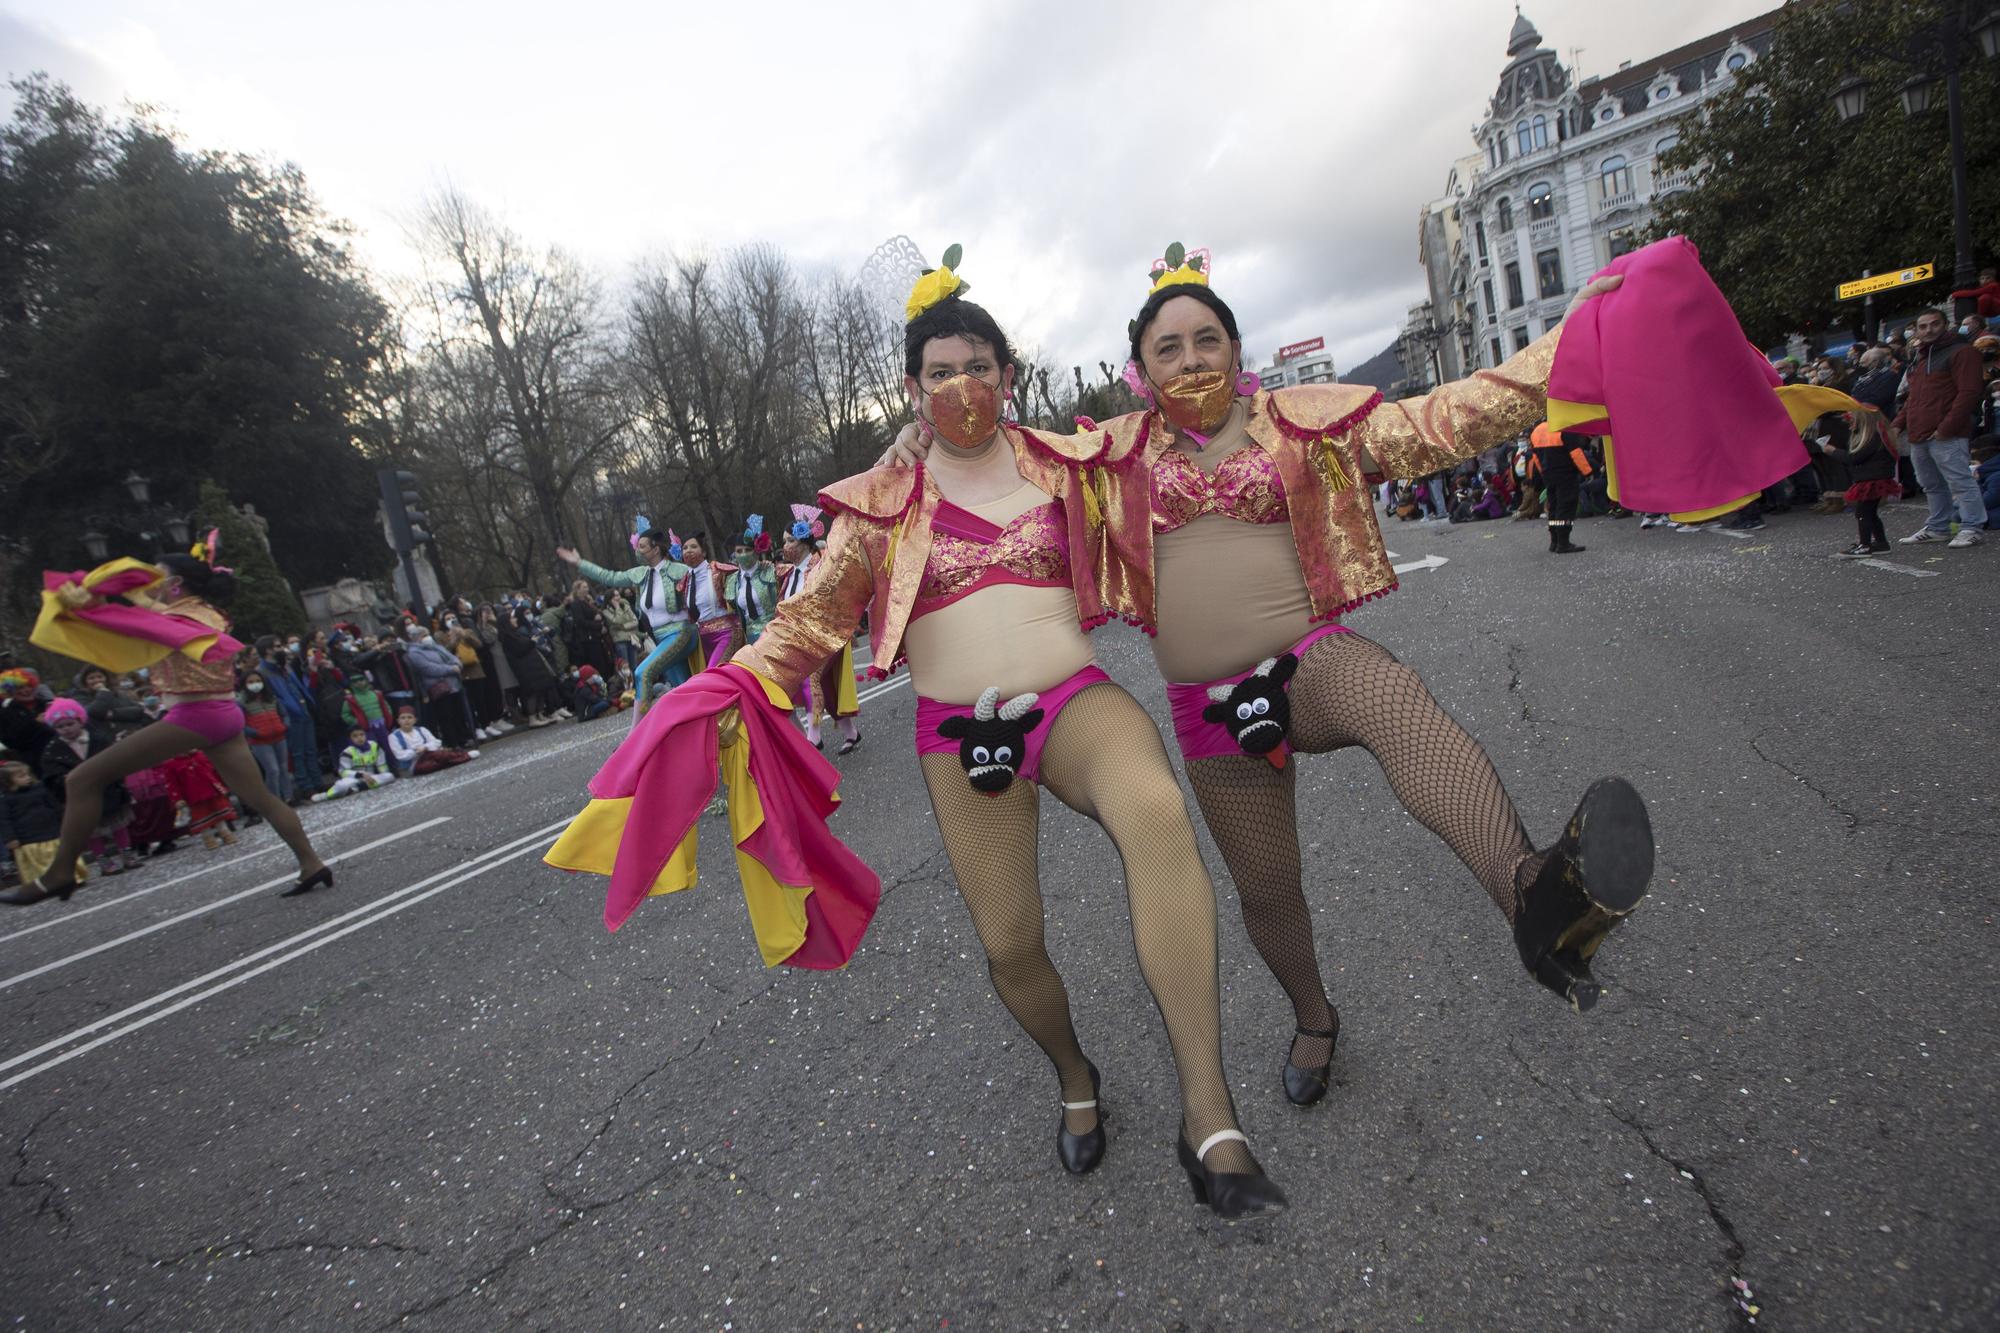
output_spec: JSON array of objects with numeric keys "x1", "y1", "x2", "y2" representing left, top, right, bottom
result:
[
  {"x1": 0, "y1": 876, "x2": 77, "y2": 906},
  {"x1": 282, "y1": 866, "x2": 335, "y2": 898},
  {"x1": 838, "y1": 734, "x2": 862, "y2": 756},
  {"x1": 1177, "y1": 1130, "x2": 1287, "y2": 1220},
  {"x1": 1056, "y1": 1060, "x2": 1105, "y2": 1175},
  {"x1": 1513, "y1": 777, "x2": 1654, "y2": 1012},
  {"x1": 1282, "y1": 1012, "x2": 1340, "y2": 1106}
]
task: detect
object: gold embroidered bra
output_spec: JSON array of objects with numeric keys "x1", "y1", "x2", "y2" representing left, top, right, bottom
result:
[{"x1": 1151, "y1": 446, "x2": 1289, "y2": 531}]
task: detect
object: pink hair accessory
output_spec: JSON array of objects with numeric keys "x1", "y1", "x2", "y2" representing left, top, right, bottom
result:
[{"x1": 42, "y1": 698, "x2": 88, "y2": 725}]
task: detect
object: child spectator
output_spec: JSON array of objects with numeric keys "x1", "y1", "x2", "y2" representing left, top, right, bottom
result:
[
  {"x1": 240, "y1": 669, "x2": 293, "y2": 803},
  {"x1": 1830, "y1": 407, "x2": 1901, "y2": 558},
  {"x1": 387, "y1": 707, "x2": 478, "y2": 776},
  {"x1": 161, "y1": 749, "x2": 240, "y2": 851},
  {"x1": 1973, "y1": 438, "x2": 2000, "y2": 525},
  {"x1": 1, "y1": 761, "x2": 87, "y2": 891},
  {"x1": 571, "y1": 664, "x2": 612, "y2": 721},
  {"x1": 313, "y1": 726, "x2": 395, "y2": 801},
  {"x1": 122, "y1": 763, "x2": 181, "y2": 857},
  {"x1": 340, "y1": 676, "x2": 393, "y2": 749}
]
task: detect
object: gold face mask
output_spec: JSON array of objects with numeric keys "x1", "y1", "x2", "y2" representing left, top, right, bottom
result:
[
  {"x1": 1157, "y1": 370, "x2": 1234, "y2": 435},
  {"x1": 926, "y1": 373, "x2": 1002, "y2": 448}
]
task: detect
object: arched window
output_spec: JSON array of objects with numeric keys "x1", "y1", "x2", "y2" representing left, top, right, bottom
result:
[
  {"x1": 1656, "y1": 134, "x2": 1680, "y2": 155},
  {"x1": 1496, "y1": 197, "x2": 1514, "y2": 232},
  {"x1": 1531, "y1": 114, "x2": 1549, "y2": 149},
  {"x1": 1516, "y1": 120, "x2": 1533, "y2": 156},
  {"x1": 1599, "y1": 155, "x2": 1632, "y2": 197},
  {"x1": 1527, "y1": 182, "x2": 1555, "y2": 221}
]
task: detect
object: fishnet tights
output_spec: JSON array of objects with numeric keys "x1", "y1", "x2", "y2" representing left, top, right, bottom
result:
[
  {"x1": 1190, "y1": 632, "x2": 1538, "y2": 1062},
  {"x1": 918, "y1": 682, "x2": 1253, "y2": 1173}
]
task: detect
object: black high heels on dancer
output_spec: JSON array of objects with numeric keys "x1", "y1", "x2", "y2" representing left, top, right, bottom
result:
[
  {"x1": 1056, "y1": 1060, "x2": 1105, "y2": 1175},
  {"x1": 282, "y1": 865, "x2": 335, "y2": 898},
  {"x1": 0, "y1": 875, "x2": 79, "y2": 906},
  {"x1": 1281, "y1": 1009, "x2": 1340, "y2": 1107},
  {"x1": 1177, "y1": 1129, "x2": 1287, "y2": 1220},
  {"x1": 1513, "y1": 777, "x2": 1654, "y2": 1012}
]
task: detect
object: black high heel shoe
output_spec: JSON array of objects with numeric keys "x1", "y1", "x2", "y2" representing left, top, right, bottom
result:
[
  {"x1": 0, "y1": 876, "x2": 78, "y2": 906},
  {"x1": 1281, "y1": 1010, "x2": 1340, "y2": 1106},
  {"x1": 1512, "y1": 777, "x2": 1654, "y2": 1012},
  {"x1": 1056, "y1": 1060, "x2": 1105, "y2": 1175},
  {"x1": 1177, "y1": 1130, "x2": 1287, "y2": 1220},
  {"x1": 281, "y1": 865, "x2": 336, "y2": 898}
]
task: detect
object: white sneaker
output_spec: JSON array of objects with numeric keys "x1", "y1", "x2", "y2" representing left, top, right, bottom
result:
[
  {"x1": 473, "y1": 728, "x2": 490, "y2": 741},
  {"x1": 555, "y1": 708, "x2": 574, "y2": 720},
  {"x1": 529, "y1": 715, "x2": 555, "y2": 728},
  {"x1": 310, "y1": 792, "x2": 330, "y2": 803},
  {"x1": 465, "y1": 749, "x2": 481, "y2": 759},
  {"x1": 1900, "y1": 529, "x2": 1948, "y2": 544},
  {"x1": 1948, "y1": 527, "x2": 1983, "y2": 548},
  {"x1": 490, "y1": 719, "x2": 512, "y2": 734}
]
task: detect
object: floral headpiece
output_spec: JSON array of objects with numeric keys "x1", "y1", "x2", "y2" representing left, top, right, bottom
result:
[
  {"x1": 667, "y1": 528, "x2": 684, "y2": 561},
  {"x1": 905, "y1": 243, "x2": 969, "y2": 323},
  {"x1": 788, "y1": 503, "x2": 825, "y2": 542},
  {"x1": 742, "y1": 514, "x2": 772, "y2": 555},
  {"x1": 189, "y1": 528, "x2": 233, "y2": 574},
  {"x1": 1148, "y1": 241, "x2": 1211, "y2": 294},
  {"x1": 629, "y1": 513, "x2": 653, "y2": 553}
]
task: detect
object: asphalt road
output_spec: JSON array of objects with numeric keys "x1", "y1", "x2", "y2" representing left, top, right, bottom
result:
[{"x1": 2, "y1": 501, "x2": 1994, "y2": 1332}]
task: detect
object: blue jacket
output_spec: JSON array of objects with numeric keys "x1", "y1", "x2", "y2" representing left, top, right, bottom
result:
[{"x1": 259, "y1": 660, "x2": 313, "y2": 721}]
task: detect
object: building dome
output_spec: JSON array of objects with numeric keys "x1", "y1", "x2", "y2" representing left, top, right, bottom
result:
[
  {"x1": 1507, "y1": 11, "x2": 1542, "y2": 58},
  {"x1": 1492, "y1": 11, "x2": 1568, "y2": 116}
]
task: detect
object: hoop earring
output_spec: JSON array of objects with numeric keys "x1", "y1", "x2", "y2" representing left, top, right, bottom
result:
[{"x1": 1236, "y1": 371, "x2": 1263, "y2": 396}]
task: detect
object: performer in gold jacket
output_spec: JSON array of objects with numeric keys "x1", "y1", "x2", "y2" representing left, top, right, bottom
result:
[{"x1": 550, "y1": 252, "x2": 1285, "y2": 1218}]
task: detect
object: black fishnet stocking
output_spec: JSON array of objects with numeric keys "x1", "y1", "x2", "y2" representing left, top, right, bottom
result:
[
  {"x1": 1184, "y1": 755, "x2": 1338, "y2": 1069},
  {"x1": 1037, "y1": 684, "x2": 1252, "y2": 1174},
  {"x1": 1288, "y1": 631, "x2": 1535, "y2": 920}
]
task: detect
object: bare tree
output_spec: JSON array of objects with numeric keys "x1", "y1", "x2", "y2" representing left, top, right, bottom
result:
[
  {"x1": 622, "y1": 245, "x2": 813, "y2": 541},
  {"x1": 407, "y1": 188, "x2": 625, "y2": 572},
  {"x1": 797, "y1": 277, "x2": 907, "y2": 480}
]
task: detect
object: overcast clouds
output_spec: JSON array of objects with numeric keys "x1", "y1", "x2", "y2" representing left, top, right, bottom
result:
[{"x1": 3, "y1": 0, "x2": 1774, "y2": 377}]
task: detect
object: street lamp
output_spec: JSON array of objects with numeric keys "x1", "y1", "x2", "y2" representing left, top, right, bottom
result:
[
  {"x1": 164, "y1": 516, "x2": 192, "y2": 548},
  {"x1": 1832, "y1": 75, "x2": 1869, "y2": 122},
  {"x1": 1832, "y1": 3, "x2": 2000, "y2": 319},
  {"x1": 122, "y1": 471, "x2": 151, "y2": 505},
  {"x1": 82, "y1": 530, "x2": 110, "y2": 562}
]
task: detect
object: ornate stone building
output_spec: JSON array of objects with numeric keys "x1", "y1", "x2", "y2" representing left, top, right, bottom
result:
[{"x1": 1419, "y1": 9, "x2": 1780, "y2": 377}]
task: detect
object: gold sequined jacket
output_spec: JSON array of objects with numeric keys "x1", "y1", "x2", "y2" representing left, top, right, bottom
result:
[
  {"x1": 153, "y1": 598, "x2": 238, "y2": 697},
  {"x1": 731, "y1": 425, "x2": 1107, "y2": 698},
  {"x1": 1088, "y1": 331, "x2": 1558, "y2": 628}
]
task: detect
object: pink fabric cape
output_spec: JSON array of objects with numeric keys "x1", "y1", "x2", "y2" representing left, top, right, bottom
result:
[
  {"x1": 588, "y1": 664, "x2": 880, "y2": 967},
  {"x1": 43, "y1": 567, "x2": 243, "y2": 663},
  {"x1": 1547, "y1": 237, "x2": 1808, "y2": 515}
]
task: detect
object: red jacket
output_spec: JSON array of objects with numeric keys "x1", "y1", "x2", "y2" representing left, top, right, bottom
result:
[
  {"x1": 1950, "y1": 281, "x2": 2000, "y2": 319},
  {"x1": 1895, "y1": 333, "x2": 1985, "y2": 442}
]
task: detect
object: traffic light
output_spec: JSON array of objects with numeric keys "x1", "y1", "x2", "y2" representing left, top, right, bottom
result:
[{"x1": 377, "y1": 468, "x2": 432, "y2": 551}]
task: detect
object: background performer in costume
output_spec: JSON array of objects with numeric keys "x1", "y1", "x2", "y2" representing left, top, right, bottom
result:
[
  {"x1": 10, "y1": 541, "x2": 331, "y2": 903},
  {"x1": 778, "y1": 508, "x2": 861, "y2": 754}
]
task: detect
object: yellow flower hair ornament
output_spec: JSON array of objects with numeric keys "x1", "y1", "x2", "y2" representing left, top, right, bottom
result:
[
  {"x1": 905, "y1": 243, "x2": 970, "y2": 323},
  {"x1": 1148, "y1": 241, "x2": 1211, "y2": 293}
]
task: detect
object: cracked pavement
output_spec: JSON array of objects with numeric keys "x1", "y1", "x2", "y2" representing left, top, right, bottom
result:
[{"x1": 0, "y1": 508, "x2": 1994, "y2": 1329}]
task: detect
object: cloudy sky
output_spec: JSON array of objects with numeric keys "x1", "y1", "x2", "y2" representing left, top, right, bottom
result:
[{"x1": 4, "y1": 0, "x2": 1775, "y2": 376}]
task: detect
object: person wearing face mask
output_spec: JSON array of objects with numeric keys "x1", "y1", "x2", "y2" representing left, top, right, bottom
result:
[
  {"x1": 256, "y1": 636, "x2": 323, "y2": 799},
  {"x1": 10, "y1": 542, "x2": 331, "y2": 902},
  {"x1": 239, "y1": 668, "x2": 293, "y2": 802},
  {"x1": 730, "y1": 521, "x2": 783, "y2": 643},
  {"x1": 547, "y1": 252, "x2": 1287, "y2": 1220},
  {"x1": 560, "y1": 523, "x2": 699, "y2": 698},
  {"x1": 675, "y1": 533, "x2": 747, "y2": 669},
  {"x1": 34, "y1": 699, "x2": 139, "y2": 874},
  {"x1": 1894, "y1": 308, "x2": 1988, "y2": 548}
]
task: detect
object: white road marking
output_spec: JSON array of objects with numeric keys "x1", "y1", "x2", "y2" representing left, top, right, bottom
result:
[
  {"x1": 856, "y1": 673, "x2": 911, "y2": 705},
  {"x1": 0, "y1": 817, "x2": 452, "y2": 990},
  {"x1": 0, "y1": 822, "x2": 568, "y2": 1092},
  {"x1": 1392, "y1": 554, "x2": 1449, "y2": 574},
  {"x1": 0, "y1": 730, "x2": 617, "y2": 943},
  {"x1": 1858, "y1": 558, "x2": 1940, "y2": 578}
]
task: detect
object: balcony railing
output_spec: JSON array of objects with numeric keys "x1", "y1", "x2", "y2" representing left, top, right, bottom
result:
[
  {"x1": 1597, "y1": 188, "x2": 1637, "y2": 214},
  {"x1": 1654, "y1": 169, "x2": 1694, "y2": 193},
  {"x1": 1528, "y1": 216, "x2": 1561, "y2": 243}
]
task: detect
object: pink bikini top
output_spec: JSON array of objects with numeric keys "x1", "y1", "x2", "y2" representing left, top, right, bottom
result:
[
  {"x1": 915, "y1": 496, "x2": 1070, "y2": 619},
  {"x1": 1152, "y1": 444, "x2": 1289, "y2": 533}
]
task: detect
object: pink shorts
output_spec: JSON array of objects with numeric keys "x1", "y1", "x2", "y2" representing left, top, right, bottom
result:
[
  {"x1": 915, "y1": 665, "x2": 1111, "y2": 786},
  {"x1": 1166, "y1": 624, "x2": 1350, "y2": 762},
  {"x1": 162, "y1": 698, "x2": 246, "y2": 747}
]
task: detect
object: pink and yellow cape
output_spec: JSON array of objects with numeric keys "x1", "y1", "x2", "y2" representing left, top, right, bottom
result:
[
  {"x1": 1548, "y1": 237, "x2": 1860, "y2": 521},
  {"x1": 545, "y1": 663, "x2": 879, "y2": 968},
  {"x1": 32, "y1": 559, "x2": 243, "y2": 671}
]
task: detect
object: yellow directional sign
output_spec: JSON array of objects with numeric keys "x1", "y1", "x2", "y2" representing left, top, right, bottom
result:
[{"x1": 1837, "y1": 264, "x2": 1934, "y2": 301}]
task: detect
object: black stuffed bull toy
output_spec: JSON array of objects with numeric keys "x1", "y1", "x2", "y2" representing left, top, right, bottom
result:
[
  {"x1": 936, "y1": 686, "x2": 1043, "y2": 793},
  {"x1": 1202, "y1": 653, "x2": 1298, "y2": 764}
]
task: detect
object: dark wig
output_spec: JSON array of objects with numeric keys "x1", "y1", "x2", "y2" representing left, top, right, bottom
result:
[
  {"x1": 158, "y1": 553, "x2": 237, "y2": 607},
  {"x1": 904, "y1": 295, "x2": 1015, "y2": 379},
  {"x1": 1128, "y1": 284, "x2": 1242, "y2": 368}
]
